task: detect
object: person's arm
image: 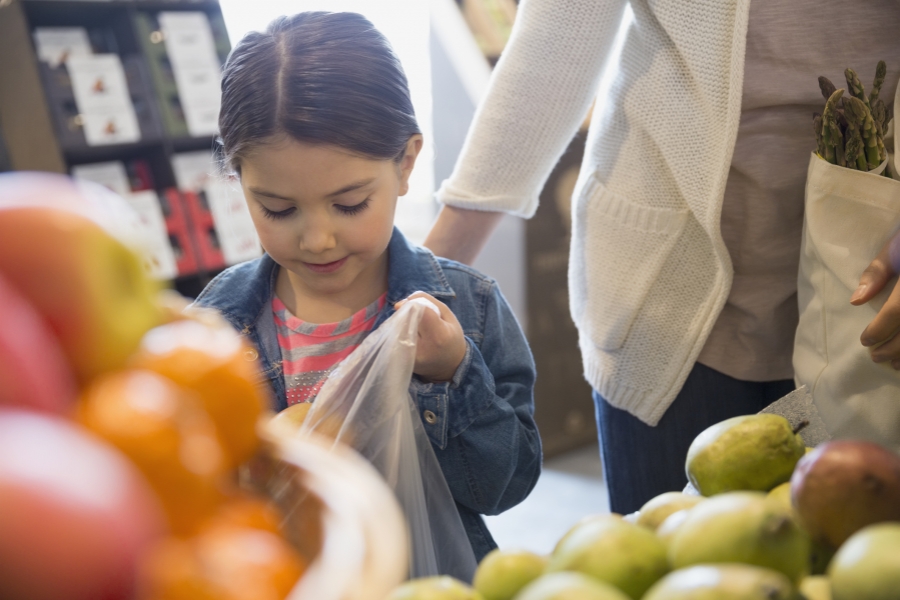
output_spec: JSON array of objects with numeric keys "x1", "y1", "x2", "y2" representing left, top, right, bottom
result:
[
  {"x1": 852, "y1": 229, "x2": 900, "y2": 368},
  {"x1": 430, "y1": 0, "x2": 628, "y2": 261}
]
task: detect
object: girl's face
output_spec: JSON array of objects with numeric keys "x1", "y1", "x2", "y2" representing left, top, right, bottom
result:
[{"x1": 238, "y1": 136, "x2": 422, "y2": 309}]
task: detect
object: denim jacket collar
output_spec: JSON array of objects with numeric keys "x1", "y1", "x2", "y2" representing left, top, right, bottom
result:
[{"x1": 204, "y1": 226, "x2": 455, "y2": 332}]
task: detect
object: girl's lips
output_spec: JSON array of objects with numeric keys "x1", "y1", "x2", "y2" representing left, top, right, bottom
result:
[{"x1": 303, "y1": 257, "x2": 347, "y2": 274}]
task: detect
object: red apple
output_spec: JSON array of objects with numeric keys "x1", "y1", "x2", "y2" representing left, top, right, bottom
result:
[
  {"x1": 0, "y1": 407, "x2": 167, "y2": 600},
  {"x1": 0, "y1": 272, "x2": 77, "y2": 413}
]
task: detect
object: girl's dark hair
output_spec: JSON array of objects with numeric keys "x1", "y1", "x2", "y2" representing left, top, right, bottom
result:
[{"x1": 218, "y1": 12, "x2": 420, "y2": 172}]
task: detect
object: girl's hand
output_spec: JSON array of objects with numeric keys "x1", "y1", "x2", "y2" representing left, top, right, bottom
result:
[
  {"x1": 852, "y1": 230, "x2": 900, "y2": 368},
  {"x1": 394, "y1": 292, "x2": 467, "y2": 383}
]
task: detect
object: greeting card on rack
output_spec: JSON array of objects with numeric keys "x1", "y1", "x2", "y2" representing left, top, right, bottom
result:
[
  {"x1": 158, "y1": 12, "x2": 222, "y2": 137},
  {"x1": 204, "y1": 179, "x2": 262, "y2": 265},
  {"x1": 33, "y1": 27, "x2": 92, "y2": 67},
  {"x1": 125, "y1": 190, "x2": 179, "y2": 281},
  {"x1": 67, "y1": 55, "x2": 141, "y2": 146}
]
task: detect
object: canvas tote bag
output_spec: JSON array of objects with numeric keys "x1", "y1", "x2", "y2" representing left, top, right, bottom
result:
[{"x1": 794, "y1": 82, "x2": 900, "y2": 451}]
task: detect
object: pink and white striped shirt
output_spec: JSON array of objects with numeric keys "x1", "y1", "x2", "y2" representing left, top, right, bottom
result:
[{"x1": 272, "y1": 293, "x2": 387, "y2": 405}]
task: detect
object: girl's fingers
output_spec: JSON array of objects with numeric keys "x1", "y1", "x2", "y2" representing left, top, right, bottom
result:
[
  {"x1": 868, "y1": 320, "x2": 900, "y2": 364},
  {"x1": 861, "y1": 283, "x2": 900, "y2": 348}
]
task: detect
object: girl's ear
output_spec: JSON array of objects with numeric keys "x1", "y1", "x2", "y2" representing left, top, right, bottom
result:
[{"x1": 397, "y1": 134, "x2": 424, "y2": 197}]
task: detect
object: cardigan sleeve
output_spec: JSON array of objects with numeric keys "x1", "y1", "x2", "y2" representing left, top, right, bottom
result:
[{"x1": 434, "y1": 0, "x2": 629, "y2": 218}]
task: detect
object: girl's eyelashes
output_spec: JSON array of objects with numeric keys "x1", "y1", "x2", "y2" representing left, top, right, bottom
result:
[
  {"x1": 259, "y1": 205, "x2": 296, "y2": 220},
  {"x1": 335, "y1": 198, "x2": 371, "y2": 216}
]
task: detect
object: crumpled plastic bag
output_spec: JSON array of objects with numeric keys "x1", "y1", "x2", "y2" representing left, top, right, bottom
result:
[{"x1": 297, "y1": 297, "x2": 477, "y2": 582}]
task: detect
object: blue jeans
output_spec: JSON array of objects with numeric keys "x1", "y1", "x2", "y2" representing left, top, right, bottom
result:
[{"x1": 593, "y1": 362, "x2": 794, "y2": 514}]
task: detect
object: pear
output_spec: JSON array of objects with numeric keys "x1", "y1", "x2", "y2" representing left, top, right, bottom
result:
[
  {"x1": 799, "y1": 576, "x2": 831, "y2": 600},
  {"x1": 386, "y1": 576, "x2": 483, "y2": 600},
  {"x1": 828, "y1": 523, "x2": 900, "y2": 600},
  {"x1": 791, "y1": 440, "x2": 900, "y2": 549},
  {"x1": 637, "y1": 492, "x2": 705, "y2": 530},
  {"x1": 547, "y1": 517, "x2": 669, "y2": 599},
  {"x1": 515, "y1": 573, "x2": 630, "y2": 600},
  {"x1": 764, "y1": 483, "x2": 833, "y2": 576},
  {"x1": 669, "y1": 492, "x2": 810, "y2": 582},
  {"x1": 552, "y1": 514, "x2": 622, "y2": 554},
  {"x1": 472, "y1": 549, "x2": 547, "y2": 600},
  {"x1": 642, "y1": 564, "x2": 798, "y2": 600},
  {"x1": 687, "y1": 414, "x2": 806, "y2": 495},
  {"x1": 656, "y1": 509, "x2": 693, "y2": 548}
]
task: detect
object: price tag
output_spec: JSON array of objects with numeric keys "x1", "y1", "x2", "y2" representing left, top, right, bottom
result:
[
  {"x1": 159, "y1": 12, "x2": 222, "y2": 137},
  {"x1": 67, "y1": 54, "x2": 141, "y2": 146},
  {"x1": 204, "y1": 179, "x2": 262, "y2": 265}
]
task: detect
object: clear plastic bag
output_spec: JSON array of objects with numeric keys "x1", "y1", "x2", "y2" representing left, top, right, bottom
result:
[{"x1": 296, "y1": 298, "x2": 478, "y2": 582}]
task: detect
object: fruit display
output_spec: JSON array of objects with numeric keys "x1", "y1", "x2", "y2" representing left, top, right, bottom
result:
[
  {"x1": 0, "y1": 172, "x2": 408, "y2": 600},
  {"x1": 389, "y1": 411, "x2": 900, "y2": 600}
]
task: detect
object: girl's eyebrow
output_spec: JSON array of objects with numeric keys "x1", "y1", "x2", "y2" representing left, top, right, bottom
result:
[
  {"x1": 325, "y1": 178, "x2": 376, "y2": 198},
  {"x1": 248, "y1": 187, "x2": 294, "y2": 201}
]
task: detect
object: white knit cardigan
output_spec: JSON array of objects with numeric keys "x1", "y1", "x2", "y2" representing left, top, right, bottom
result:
[{"x1": 435, "y1": 0, "x2": 751, "y2": 425}]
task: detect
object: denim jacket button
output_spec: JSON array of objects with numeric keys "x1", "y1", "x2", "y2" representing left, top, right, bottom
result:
[
  {"x1": 423, "y1": 410, "x2": 438, "y2": 424},
  {"x1": 244, "y1": 348, "x2": 259, "y2": 361}
]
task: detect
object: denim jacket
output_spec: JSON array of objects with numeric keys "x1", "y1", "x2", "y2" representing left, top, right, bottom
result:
[{"x1": 192, "y1": 227, "x2": 541, "y2": 562}]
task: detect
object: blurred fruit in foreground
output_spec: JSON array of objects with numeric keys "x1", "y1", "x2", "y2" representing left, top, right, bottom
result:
[
  {"x1": 547, "y1": 516, "x2": 669, "y2": 599},
  {"x1": 515, "y1": 572, "x2": 630, "y2": 600},
  {"x1": 0, "y1": 408, "x2": 166, "y2": 600},
  {"x1": 791, "y1": 440, "x2": 900, "y2": 549},
  {"x1": 78, "y1": 369, "x2": 228, "y2": 535},
  {"x1": 132, "y1": 318, "x2": 268, "y2": 468},
  {"x1": 472, "y1": 549, "x2": 547, "y2": 600},
  {"x1": 0, "y1": 206, "x2": 162, "y2": 383},
  {"x1": 636, "y1": 492, "x2": 705, "y2": 531},
  {"x1": 827, "y1": 522, "x2": 900, "y2": 600},
  {"x1": 386, "y1": 575, "x2": 484, "y2": 600},
  {"x1": 0, "y1": 273, "x2": 76, "y2": 413},
  {"x1": 137, "y1": 523, "x2": 306, "y2": 600},
  {"x1": 686, "y1": 414, "x2": 806, "y2": 496},
  {"x1": 668, "y1": 492, "x2": 810, "y2": 582},
  {"x1": 202, "y1": 493, "x2": 284, "y2": 535},
  {"x1": 552, "y1": 513, "x2": 623, "y2": 554},
  {"x1": 642, "y1": 564, "x2": 797, "y2": 600},
  {"x1": 655, "y1": 508, "x2": 693, "y2": 548}
]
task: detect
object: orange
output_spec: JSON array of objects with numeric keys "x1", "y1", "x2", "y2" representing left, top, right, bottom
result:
[
  {"x1": 131, "y1": 318, "x2": 269, "y2": 468},
  {"x1": 78, "y1": 369, "x2": 228, "y2": 535},
  {"x1": 202, "y1": 493, "x2": 284, "y2": 535},
  {"x1": 137, "y1": 525, "x2": 307, "y2": 600}
]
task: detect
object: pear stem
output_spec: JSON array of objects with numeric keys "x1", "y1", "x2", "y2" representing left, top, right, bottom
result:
[{"x1": 793, "y1": 420, "x2": 810, "y2": 435}]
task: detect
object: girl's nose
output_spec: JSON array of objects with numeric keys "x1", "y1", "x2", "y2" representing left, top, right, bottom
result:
[{"x1": 299, "y1": 219, "x2": 337, "y2": 254}]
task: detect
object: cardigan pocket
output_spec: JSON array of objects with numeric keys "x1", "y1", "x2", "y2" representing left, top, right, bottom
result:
[{"x1": 570, "y1": 175, "x2": 689, "y2": 351}]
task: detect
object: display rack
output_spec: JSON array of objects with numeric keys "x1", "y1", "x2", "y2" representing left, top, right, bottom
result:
[{"x1": 0, "y1": 0, "x2": 233, "y2": 297}]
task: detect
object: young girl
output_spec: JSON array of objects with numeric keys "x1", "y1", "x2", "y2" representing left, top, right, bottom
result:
[{"x1": 193, "y1": 12, "x2": 541, "y2": 567}]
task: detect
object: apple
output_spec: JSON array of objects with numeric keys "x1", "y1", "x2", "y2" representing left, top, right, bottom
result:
[
  {"x1": 0, "y1": 272, "x2": 76, "y2": 413},
  {"x1": 0, "y1": 407, "x2": 167, "y2": 600},
  {"x1": 0, "y1": 205, "x2": 162, "y2": 384}
]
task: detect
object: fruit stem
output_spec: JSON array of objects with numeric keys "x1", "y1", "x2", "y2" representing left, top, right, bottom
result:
[{"x1": 792, "y1": 420, "x2": 809, "y2": 435}]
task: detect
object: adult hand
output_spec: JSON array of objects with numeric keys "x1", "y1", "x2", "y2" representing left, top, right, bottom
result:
[
  {"x1": 851, "y1": 229, "x2": 900, "y2": 368},
  {"x1": 423, "y1": 205, "x2": 504, "y2": 265},
  {"x1": 394, "y1": 292, "x2": 467, "y2": 383}
]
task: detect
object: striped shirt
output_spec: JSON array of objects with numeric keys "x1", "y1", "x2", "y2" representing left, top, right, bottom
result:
[{"x1": 272, "y1": 293, "x2": 387, "y2": 405}]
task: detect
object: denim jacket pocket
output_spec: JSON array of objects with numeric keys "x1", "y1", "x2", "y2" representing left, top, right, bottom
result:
[{"x1": 570, "y1": 174, "x2": 689, "y2": 351}]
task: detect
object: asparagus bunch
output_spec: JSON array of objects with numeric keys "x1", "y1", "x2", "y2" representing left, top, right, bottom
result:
[{"x1": 813, "y1": 61, "x2": 892, "y2": 176}]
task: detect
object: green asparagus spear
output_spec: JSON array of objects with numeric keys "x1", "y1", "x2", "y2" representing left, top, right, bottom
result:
[
  {"x1": 844, "y1": 133, "x2": 863, "y2": 171},
  {"x1": 844, "y1": 68, "x2": 871, "y2": 111},
  {"x1": 822, "y1": 89, "x2": 847, "y2": 167},
  {"x1": 818, "y1": 76, "x2": 838, "y2": 102},
  {"x1": 845, "y1": 96, "x2": 881, "y2": 169},
  {"x1": 870, "y1": 60, "x2": 887, "y2": 104},
  {"x1": 813, "y1": 112, "x2": 827, "y2": 159}
]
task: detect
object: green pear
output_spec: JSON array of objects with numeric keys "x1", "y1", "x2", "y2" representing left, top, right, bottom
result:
[
  {"x1": 514, "y1": 573, "x2": 630, "y2": 600},
  {"x1": 828, "y1": 523, "x2": 900, "y2": 600},
  {"x1": 799, "y1": 576, "x2": 831, "y2": 600},
  {"x1": 686, "y1": 414, "x2": 806, "y2": 496},
  {"x1": 386, "y1": 576, "x2": 484, "y2": 600},
  {"x1": 637, "y1": 492, "x2": 705, "y2": 530},
  {"x1": 656, "y1": 508, "x2": 693, "y2": 548},
  {"x1": 552, "y1": 513, "x2": 622, "y2": 555},
  {"x1": 669, "y1": 492, "x2": 810, "y2": 583},
  {"x1": 765, "y1": 482, "x2": 833, "y2": 576},
  {"x1": 642, "y1": 564, "x2": 798, "y2": 600},
  {"x1": 547, "y1": 517, "x2": 669, "y2": 599},
  {"x1": 472, "y1": 549, "x2": 546, "y2": 600}
]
